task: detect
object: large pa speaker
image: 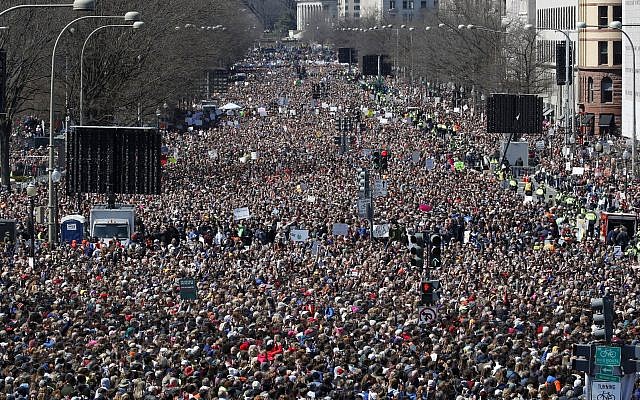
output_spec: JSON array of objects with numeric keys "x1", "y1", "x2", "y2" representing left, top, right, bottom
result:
[
  {"x1": 210, "y1": 68, "x2": 229, "y2": 92},
  {"x1": 66, "y1": 126, "x2": 162, "y2": 195},
  {"x1": 0, "y1": 219, "x2": 15, "y2": 243},
  {"x1": 362, "y1": 55, "x2": 378, "y2": 75},
  {"x1": 486, "y1": 94, "x2": 543, "y2": 134},
  {"x1": 555, "y1": 42, "x2": 573, "y2": 86},
  {"x1": 338, "y1": 48, "x2": 351, "y2": 63}
]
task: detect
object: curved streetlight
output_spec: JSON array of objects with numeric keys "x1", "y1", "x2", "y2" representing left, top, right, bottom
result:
[
  {"x1": 608, "y1": 20, "x2": 636, "y2": 177},
  {"x1": 48, "y1": 11, "x2": 140, "y2": 247},
  {"x1": 525, "y1": 23, "x2": 575, "y2": 150},
  {"x1": 0, "y1": 0, "x2": 94, "y2": 18},
  {"x1": 80, "y1": 21, "x2": 144, "y2": 125}
]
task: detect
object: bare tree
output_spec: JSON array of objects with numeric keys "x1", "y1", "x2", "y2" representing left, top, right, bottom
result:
[{"x1": 0, "y1": 0, "x2": 260, "y2": 188}]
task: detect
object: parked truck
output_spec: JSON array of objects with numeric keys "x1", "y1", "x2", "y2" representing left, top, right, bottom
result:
[{"x1": 89, "y1": 204, "x2": 135, "y2": 243}]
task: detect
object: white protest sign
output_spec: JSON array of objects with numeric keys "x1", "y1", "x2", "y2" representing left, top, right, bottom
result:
[
  {"x1": 572, "y1": 167, "x2": 584, "y2": 175},
  {"x1": 290, "y1": 229, "x2": 309, "y2": 242},
  {"x1": 372, "y1": 224, "x2": 390, "y2": 238},
  {"x1": 233, "y1": 207, "x2": 251, "y2": 220}
]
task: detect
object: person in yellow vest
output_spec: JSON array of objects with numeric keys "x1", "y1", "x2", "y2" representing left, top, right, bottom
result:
[
  {"x1": 509, "y1": 178, "x2": 517, "y2": 192},
  {"x1": 535, "y1": 184, "x2": 545, "y2": 199},
  {"x1": 489, "y1": 157, "x2": 498, "y2": 172},
  {"x1": 524, "y1": 180, "x2": 533, "y2": 196}
]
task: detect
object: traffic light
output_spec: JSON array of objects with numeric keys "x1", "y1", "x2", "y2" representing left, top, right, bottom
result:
[
  {"x1": 380, "y1": 149, "x2": 389, "y2": 171},
  {"x1": 409, "y1": 233, "x2": 424, "y2": 270},
  {"x1": 420, "y1": 280, "x2": 440, "y2": 305},
  {"x1": 357, "y1": 168, "x2": 370, "y2": 199},
  {"x1": 571, "y1": 344, "x2": 594, "y2": 374},
  {"x1": 429, "y1": 234, "x2": 442, "y2": 268},
  {"x1": 372, "y1": 151, "x2": 381, "y2": 169},
  {"x1": 591, "y1": 295, "x2": 614, "y2": 342}
]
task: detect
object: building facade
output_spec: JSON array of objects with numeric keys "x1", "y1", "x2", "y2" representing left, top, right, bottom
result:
[
  {"x1": 621, "y1": 1, "x2": 640, "y2": 140},
  {"x1": 577, "y1": 0, "x2": 621, "y2": 136},
  {"x1": 339, "y1": 0, "x2": 437, "y2": 23},
  {"x1": 503, "y1": 0, "x2": 535, "y2": 25},
  {"x1": 296, "y1": 0, "x2": 338, "y2": 31}
]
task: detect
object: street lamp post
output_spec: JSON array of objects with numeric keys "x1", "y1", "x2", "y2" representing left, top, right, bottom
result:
[
  {"x1": 0, "y1": 0, "x2": 94, "y2": 18},
  {"x1": 0, "y1": 0, "x2": 95, "y2": 192},
  {"x1": 525, "y1": 24, "x2": 576, "y2": 157},
  {"x1": 80, "y1": 21, "x2": 144, "y2": 125},
  {"x1": 48, "y1": 11, "x2": 140, "y2": 247},
  {"x1": 26, "y1": 183, "x2": 37, "y2": 258},
  {"x1": 51, "y1": 168, "x2": 61, "y2": 244},
  {"x1": 609, "y1": 21, "x2": 636, "y2": 178}
]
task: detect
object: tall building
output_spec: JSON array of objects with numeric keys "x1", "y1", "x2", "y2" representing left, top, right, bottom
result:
[
  {"x1": 297, "y1": 0, "x2": 338, "y2": 31},
  {"x1": 502, "y1": 0, "x2": 535, "y2": 25},
  {"x1": 577, "y1": 0, "x2": 622, "y2": 136},
  {"x1": 343, "y1": 0, "x2": 437, "y2": 23},
  {"x1": 621, "y1": 1, "x2": 640, "y2": 140}
]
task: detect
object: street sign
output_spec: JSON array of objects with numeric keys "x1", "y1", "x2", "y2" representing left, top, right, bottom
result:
[
  {"x1": 600, "y1": 366, "x2": 614, "y2": 375},
  {"x1": 179, "y1": 278, "x2": 197, "y2": 300},
  {"x1": 590, "y1": 380, "x2": 621, "y2": 399},
  {"x1": 357, "y1": 198, "x2": 370, "y2": 219},
  {"x1": 373, "y1": 179, "x2": 388, "y2": 197},
  {"x1": 418, "y1": 306, "x2": 437, "y2": 324},
  {"x1": 595, "y1": 346, "x2": 621, "y2": 366},
  {"x1": 595, "y1": 374, "x2": 620, "y2": 383}
]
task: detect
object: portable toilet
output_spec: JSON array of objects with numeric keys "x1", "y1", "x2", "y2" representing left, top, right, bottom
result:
[{"x1": 60, "y1": 215, "x2": 85, "y2": 244}]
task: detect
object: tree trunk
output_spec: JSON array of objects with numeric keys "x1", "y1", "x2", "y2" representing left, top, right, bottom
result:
[{"x1": 0, "y1": 118, "x2": 10, "y2": 192}]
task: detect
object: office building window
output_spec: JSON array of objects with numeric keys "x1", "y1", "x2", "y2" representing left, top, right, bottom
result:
[
  {"x1": 613, "y1": 6, "x2": 621, "y2": 23},
  {"x1": 587, "y1": 77, "x2": 594, "y2": 103},
  {"x1": 598, "y1": 41, "x2": 608, "y2": 65},
  {"x1": 421, "y1": 0, "x2": 426, "y2": 8},
  {"x1": 601, "y1": 77, "x2": 613, "y2": 103},
  {"x1": 598, "y1": 6, "x2": 608, "y2": 28},
  {"x1": 354, "y1": 5, "x2": 360, "y2": 10},
  {"x1": 408, "y1": 0, "x2": 413, "y2": 8},
  {"x1": 613, "y1": 41, "x2": 622, "y2": 65},
  {"x1": 402, "y1": 0, "x2": 407, "y2": 8},
  {"x1": 389, "y1": 0, "x2": 395, "y2": 8},
  {"x1": 354, "y1": 12, "x2": 359, "y2": 17}
]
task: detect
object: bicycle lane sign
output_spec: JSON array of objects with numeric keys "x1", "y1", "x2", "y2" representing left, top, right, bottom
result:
[
  {"x1": 595, "y1": 346, "x2": 621, "y2": 366},
  {"x1": 591, "y1": 381, "x2": 620, "y2": 400}
]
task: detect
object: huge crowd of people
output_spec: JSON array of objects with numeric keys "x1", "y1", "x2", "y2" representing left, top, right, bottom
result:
[{"x1": 0, "y1": 44, "x2": 639, "y2": 400}]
